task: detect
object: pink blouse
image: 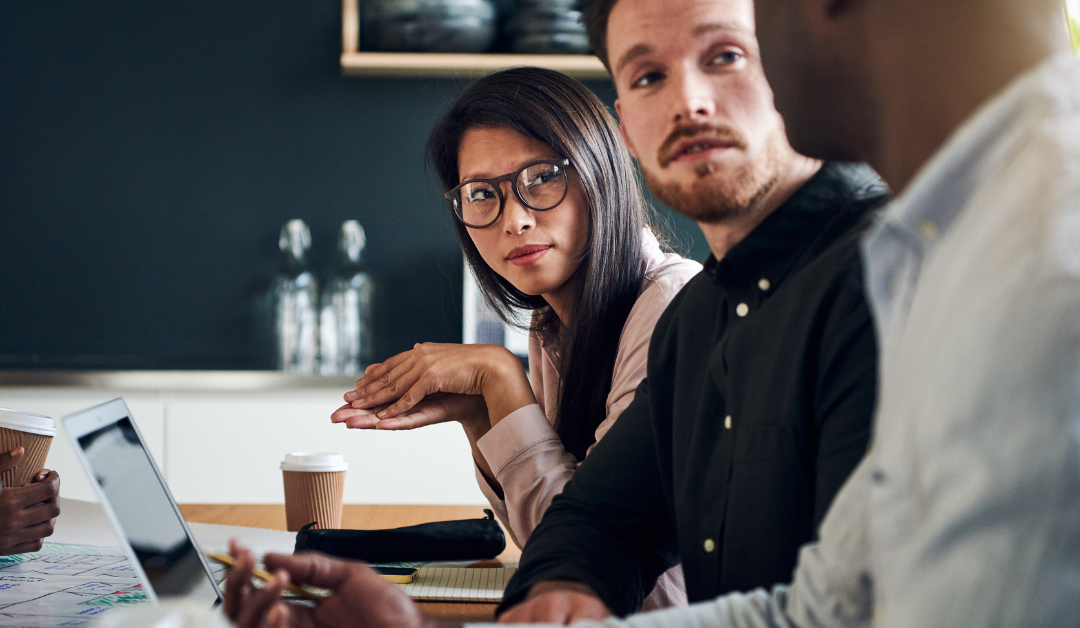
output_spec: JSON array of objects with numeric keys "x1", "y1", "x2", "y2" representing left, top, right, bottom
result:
[{"x1": 475, "y1": 229, "x2": 701, "y2": 610}]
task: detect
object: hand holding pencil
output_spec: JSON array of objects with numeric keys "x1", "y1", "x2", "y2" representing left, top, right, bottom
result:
[
  {"x1": 208, "y1": 552, "x2": 325, "y2": 601},
  {"x1": 221, "y1": 540, "x2": 441, "y2": 628}
]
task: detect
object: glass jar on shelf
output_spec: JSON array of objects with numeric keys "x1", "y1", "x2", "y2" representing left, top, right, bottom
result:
[
  {"x1": 272, "y1": 219, "x2": 319, "y2": 373},
  {"x1": 319, "y1": 220, "x2": 374, "y2": 376}
]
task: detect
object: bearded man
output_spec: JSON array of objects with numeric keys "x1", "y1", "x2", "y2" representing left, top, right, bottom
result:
[{"x1": 495, "y1": 0, "x2": 889, "y2": 620}]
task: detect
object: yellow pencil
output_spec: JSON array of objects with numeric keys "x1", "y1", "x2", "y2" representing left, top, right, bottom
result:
[{"x1": 207, "y1": 552, "x2": 327, "y2": 601}]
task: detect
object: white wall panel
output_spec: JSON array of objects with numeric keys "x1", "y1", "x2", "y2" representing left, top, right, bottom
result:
[
  {"x1": 0, "y1": 389, "x2": 165, "y2": 502},
  {"x1": 165, "y1": 390, "x2": 487, "y2": 505}
]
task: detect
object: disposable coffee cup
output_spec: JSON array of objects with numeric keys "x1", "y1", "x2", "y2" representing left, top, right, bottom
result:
[
  {"x1": 0, "y1": 409, "x2": 56, "y2": 488},
  {"x1": 281, "y1": 453, "x2": 347, "y2": 532}
]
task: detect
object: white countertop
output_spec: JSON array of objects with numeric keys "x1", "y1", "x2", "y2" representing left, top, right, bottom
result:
[
  {"x1": 0, "y1": 370, "x2": 358, "y2": 391},
  {"x1": 51, "y1": 497, "x2": 297, "y2": 556}
]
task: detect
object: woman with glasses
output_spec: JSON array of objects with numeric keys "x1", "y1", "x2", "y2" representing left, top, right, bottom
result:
[{"x1": 331, "y1": 67, "x2": 700, "y2": 608}]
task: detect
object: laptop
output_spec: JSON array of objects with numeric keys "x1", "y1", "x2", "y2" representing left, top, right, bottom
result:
[{"x1": 63, "y1": 398, "x2": 222, "y2": 606}]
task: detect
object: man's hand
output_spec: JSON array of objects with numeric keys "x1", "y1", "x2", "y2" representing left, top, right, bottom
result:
[
  {"x1": 0, "y1": 447, "x2": 60, "y2": 556},
  {"x1": 224, "y1": 540, "x2": 446, "y2": 628},
  {"x1": 498, "y1": 581, "x2": 613, "y2": 625}
]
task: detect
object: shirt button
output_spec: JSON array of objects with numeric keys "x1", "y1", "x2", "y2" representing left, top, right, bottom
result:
[
  {"x1": 757, "y1": 278, "x2": 771, "y2": 291},
  {"x1": 920, "y1": 220, "x2": 939, "y2": 239},
  {"x1": 724, "y1": 415, "x2": 732, "y2": 429},
  {"x1": 871, "y1": 470, "x2": 887, "y2": 483},
  {"x1": 703, "y1": 538, "x2": 716, "y2": 553},
  {"x1": 735, "y1": 303, "x2": 749, "y2": 317},
  {"x1": 888, "y1": 277, "x2": 901, "y2": 296}
]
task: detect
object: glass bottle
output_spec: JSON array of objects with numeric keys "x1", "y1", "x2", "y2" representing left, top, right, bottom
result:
[
  {"x1": 273, "y1": 219, "x2": 319, "y2": 373},
  {"x1": 319, "y1": 220, "x2": 373, "y2": 375}
]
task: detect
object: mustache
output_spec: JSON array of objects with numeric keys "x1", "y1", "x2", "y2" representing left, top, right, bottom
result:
[{"x1": 657, "y1": 124, "x2": 747, "y2": 168}]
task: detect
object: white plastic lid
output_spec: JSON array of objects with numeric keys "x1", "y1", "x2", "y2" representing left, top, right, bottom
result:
[
  {"x1": 0, "y1": 409, "x2": 56, "y2": 437},
  {"x1": 280, "y1": 452, "x2": 348, "y2": 472}
]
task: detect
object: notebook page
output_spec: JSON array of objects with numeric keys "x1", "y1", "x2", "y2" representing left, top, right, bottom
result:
[{"x1": 399, "y1": 567, "x2": 517, "y2": 602}]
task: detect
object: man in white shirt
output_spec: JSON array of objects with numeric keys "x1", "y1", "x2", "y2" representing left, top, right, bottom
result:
[{"x1": 220, "y1": 0, "x2": 1080, "y2": 625}]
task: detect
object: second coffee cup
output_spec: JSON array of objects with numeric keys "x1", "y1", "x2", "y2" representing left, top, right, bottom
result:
[{"x1": 281, "y1": 452, "x2": 347, "y2": 532}]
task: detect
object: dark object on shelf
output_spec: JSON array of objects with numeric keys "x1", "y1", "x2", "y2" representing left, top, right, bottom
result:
[
  {"x1": 364, "y1": 0, "x2": 497, "y2": 53},
  {"x1": 515, "y1": 0, "x2": 580, "y2": 9},
  {"x1": 509, "y1": 31, "x2": 589, "y2": 54},
  {"x1": 504, "y1": 1, "x2": 589, "y2": 55}
]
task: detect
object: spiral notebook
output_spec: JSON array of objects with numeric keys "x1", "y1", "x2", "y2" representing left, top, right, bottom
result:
[{"x1": 399, "y1": 566, "x2": 517, "y2": 602}]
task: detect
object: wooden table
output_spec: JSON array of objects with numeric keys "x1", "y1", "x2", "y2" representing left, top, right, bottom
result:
[{"x1": 179, "y1": 504, "x2": 520, "y2": 623}]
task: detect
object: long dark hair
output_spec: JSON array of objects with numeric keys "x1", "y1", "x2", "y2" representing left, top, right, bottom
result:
[{"x1": 428, "y1": 67, "x2": 649, "y2": 461}]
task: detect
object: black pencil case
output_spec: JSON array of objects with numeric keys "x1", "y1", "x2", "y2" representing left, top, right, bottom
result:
[{"x1": 293, "y1": 509, "x2": 506, "y2": 563}]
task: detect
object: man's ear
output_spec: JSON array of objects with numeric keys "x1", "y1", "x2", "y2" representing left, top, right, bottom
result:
[{"x1": 614, "y1": 100, "x2": 640, "y2": 160}]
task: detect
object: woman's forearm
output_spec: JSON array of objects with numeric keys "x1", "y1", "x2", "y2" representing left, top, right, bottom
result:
[
  {"x1": 481, "y1": 346, "x2": 537, "y2": 426},
  {"x1": 459, "y1": 410, "x2": 504, "y2": 499}
]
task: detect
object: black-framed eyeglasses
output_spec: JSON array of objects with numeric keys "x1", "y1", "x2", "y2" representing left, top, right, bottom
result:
[{"x1": 445, "y1": 159, "x2": 571, "y2": 229}]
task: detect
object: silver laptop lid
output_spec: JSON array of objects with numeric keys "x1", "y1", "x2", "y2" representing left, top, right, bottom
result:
[{"x1": 63, "y1": 398, "x2": 221, "y2": 606}]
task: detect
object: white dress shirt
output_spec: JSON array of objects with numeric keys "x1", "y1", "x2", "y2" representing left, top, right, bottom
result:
[{"x1": 468, "y1": 52, "x2": 1080, "y2": 628}]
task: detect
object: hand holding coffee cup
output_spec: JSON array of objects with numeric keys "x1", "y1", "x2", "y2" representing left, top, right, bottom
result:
[
  {"x1": 0, "y1": 409, "x2": 60, "y2": 555},
  {"x1": 281, "y1": 453, "x2": 347, "y2": 532},
  {"x1": 0, "y1": 409, "x2": 56, "y2": 488}
]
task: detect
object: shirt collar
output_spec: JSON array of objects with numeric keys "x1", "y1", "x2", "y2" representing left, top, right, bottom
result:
[
  {"x1": 639, "y1": 227, "x2": 668, "y2": 278},
  {"x1": 867, "y1": 53, "x2": 1080, "y2": 258},
  {"x1": 704, "y1": 161, "x2": 888, "y2": 295},
  {"x1": 861, "y1": 53, "x2": 1080, "y2": 346}
]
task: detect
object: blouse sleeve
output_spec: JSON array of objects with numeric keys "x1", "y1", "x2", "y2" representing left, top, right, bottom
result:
[{"x1": 475, "y1": 258, "x2": 700, "y2": 548}]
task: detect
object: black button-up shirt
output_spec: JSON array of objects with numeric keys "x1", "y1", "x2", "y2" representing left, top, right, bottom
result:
[{"x1": 500, "y1": 162, "x2": 891, "y2": 615}]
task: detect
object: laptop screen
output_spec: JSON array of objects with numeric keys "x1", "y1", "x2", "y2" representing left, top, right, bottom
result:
[{"x1": 77, "y1": 416, "x2": 219, "y2": 603}]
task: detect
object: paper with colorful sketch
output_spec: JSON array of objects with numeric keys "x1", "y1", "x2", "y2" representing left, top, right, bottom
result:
[{"x1": 0, "y1": 542, "x2": 224, "y2": 627}]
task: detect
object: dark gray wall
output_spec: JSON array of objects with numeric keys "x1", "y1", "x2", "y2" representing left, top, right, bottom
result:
[{"x1": 0, "y1": 0, "x2": 708, "y2": 370}]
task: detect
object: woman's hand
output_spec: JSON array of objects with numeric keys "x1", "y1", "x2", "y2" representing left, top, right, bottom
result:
[
  {"x1": 342, "y1": 343, "x2": 535, "y2": 425},
  {"x1": 330, "y1": 393, "x2": 487, "y2": 432}
]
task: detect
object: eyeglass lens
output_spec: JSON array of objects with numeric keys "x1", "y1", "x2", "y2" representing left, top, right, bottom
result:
[{"x1": 456, "y1": 162, "x2": 566, "y2": 227}]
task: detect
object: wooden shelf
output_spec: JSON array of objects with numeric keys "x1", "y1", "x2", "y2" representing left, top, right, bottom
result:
[
  {"x1": 340, "y1": 51, "x2": 608, "y2": 79},
  {"x1": 339, "y1": 0, "x2": 609, "y2": 80}
]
